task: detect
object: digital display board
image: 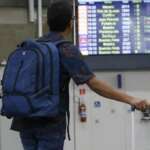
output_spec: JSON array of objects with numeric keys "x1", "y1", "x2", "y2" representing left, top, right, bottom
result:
[{"x1": 78, "y1": 0, "x2": 150, "y2": 56}]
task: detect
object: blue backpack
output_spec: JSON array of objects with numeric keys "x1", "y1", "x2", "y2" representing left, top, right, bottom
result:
[{"x1": 1, "y1": 39, "x2": 66, "y2": 118}]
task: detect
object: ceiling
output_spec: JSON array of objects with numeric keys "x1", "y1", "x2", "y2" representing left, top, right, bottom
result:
[{"x1": 0, "y1": 0, "x2": 72, "y2": 7}]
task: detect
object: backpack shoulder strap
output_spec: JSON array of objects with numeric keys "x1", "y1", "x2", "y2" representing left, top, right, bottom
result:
[
  {"x1": 54, "y1": 40, "x2": 71, "y2": 46},
  {"x1": 44, "y1": 40, "x2": 71, "y2": 140},
  {"x1": 44, "y1": 42, "x2": 60, "y2": 95},
  {"x1": 55, "y1": 40, "x2": 71, "y2": 140}
]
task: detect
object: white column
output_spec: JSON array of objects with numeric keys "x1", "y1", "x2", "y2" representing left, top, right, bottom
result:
[
  {"x1": 37, "y1": 0, "x2": 43, "y2": 37},
  {"x1": 28, "y1": 0, "x2": 35, "y2": 22}
]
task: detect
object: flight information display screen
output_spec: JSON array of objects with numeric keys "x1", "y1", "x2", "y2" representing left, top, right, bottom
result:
[{"x1": 78, "y1": 0, "x2": 150, "y2": 55}]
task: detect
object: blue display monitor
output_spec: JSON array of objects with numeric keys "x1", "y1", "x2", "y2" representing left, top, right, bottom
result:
[{"x1": 76, "y1": 0, "x2": 150, "y2": 70}]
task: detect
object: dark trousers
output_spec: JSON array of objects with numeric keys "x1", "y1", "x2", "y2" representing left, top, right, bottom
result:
[{"x1": 20, "y1": 124, "x2": 66, "y2": 150}]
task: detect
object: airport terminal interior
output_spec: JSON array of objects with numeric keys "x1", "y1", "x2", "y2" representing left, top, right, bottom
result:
[{"x1": 0, "y1": 0, "x2": 150, "y2": 150}]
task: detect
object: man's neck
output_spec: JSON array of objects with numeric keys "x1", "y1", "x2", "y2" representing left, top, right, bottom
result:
[{"x1": 60, "y1": 30, "x2": 69, "y2": 39}]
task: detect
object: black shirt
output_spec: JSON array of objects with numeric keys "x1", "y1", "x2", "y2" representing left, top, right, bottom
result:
[{"x1": 11, "y1": 32, "x2": 94, "y2": 131}]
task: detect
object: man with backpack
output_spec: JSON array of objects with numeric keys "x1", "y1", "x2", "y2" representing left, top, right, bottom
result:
[{"x1": 1, "y1": 0, "x2": 150, "y2": 150}]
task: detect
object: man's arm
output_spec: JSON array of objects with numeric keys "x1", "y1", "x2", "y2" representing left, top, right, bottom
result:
[
  {"x1": 59, "y1": 43, "x2": 150, "y2": 110},
  {"x1": 87, "y1": 76, "x2": 150, "y2": 111}
]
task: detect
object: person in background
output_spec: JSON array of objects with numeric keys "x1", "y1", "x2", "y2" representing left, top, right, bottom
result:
[{"x1": 11, "y1": 1, "x2": 150, "y2": 150}]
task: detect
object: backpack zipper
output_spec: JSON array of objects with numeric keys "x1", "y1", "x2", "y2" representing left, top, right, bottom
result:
[
  {"x1": 32, "y1": 48, "x2": 44, "y2": 91},
  {"x1": 13, "y1": 60, "x2": 24, "y2": 92},
  {"x1": 41, "y1": 43, "x2": 53, "y2": 94},
  {"x1": 29, "y1": 49, "x2": 40, "y2": 92}
]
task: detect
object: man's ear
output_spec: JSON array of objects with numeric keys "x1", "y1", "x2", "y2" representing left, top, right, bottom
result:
[{"x1": 68, "y1": 20, "x2": 73, "y2": 29}]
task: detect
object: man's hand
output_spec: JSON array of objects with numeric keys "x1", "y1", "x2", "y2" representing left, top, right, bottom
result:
[
  {"x1": 132, "y1": 99, "x2": 150, "y2": 111},
  {"x1": 87, "y1": 77, "x2": 150, "y2": 111}
]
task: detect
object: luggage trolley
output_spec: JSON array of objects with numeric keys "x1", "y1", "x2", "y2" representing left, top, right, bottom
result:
[{"x1": 131, "y1": 106, "x2": 150, "y2": 150}]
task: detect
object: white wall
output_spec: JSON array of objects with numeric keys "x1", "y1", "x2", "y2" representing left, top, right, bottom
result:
[
  {"x1": 73, "y1": 71, "x2": 150, "y2": 150},
  {"x1": 0, "y1": 67, "x2": 150, "y2": 150},
  {"x1": 0, "y1": 8, "x2": 27, "y2": 24}
]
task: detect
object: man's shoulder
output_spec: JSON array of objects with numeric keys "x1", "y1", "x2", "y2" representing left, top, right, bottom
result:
[
  {"x1": 60, "y1": 41, "x2": 76, "y2": 49},
  {"x1": 59, "y1": 42, "x2": 80, "y2": 57}
]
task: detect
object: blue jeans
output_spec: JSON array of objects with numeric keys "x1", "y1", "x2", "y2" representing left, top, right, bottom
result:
[{"x1": 20, "y1": 124, "x2": 66, "y2": 150}]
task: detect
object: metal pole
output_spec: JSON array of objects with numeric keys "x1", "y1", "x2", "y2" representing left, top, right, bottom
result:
[
  {"x1": 73, "y1": 0, "x2": 77, "y2": 45},
  {"x1": 28, "y1": 0, "x2": 35, "y2": 22},
  {"x1": 131, "y1": 107, "x2": 135, "y2": 150},
  {"x1": 73, "y1": 1, "x2": 77, "y2": 150},
  {"x1": 37, "y1": 0, "x2": 43, "y2": 37}
]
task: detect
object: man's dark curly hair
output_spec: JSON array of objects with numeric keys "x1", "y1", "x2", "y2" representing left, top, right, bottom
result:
[{"x1": 47, "y1": 0, "x2": 73, "y2": 32}]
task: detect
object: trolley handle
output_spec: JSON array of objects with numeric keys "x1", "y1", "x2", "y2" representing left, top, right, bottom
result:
[
  {"x1": 131, "y1": 105, "x2": 150, "y2": 114},
  {"x1": 131, "y1": 106, "x2": 136, "y2": 112}
]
